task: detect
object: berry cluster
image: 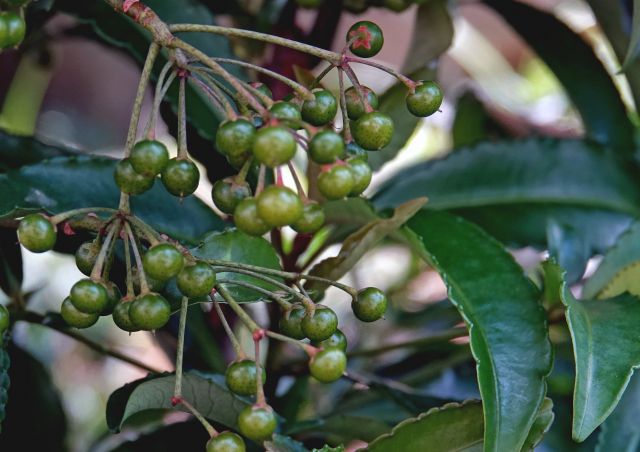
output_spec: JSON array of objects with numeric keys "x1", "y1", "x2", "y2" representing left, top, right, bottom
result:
[
  {"x1": 10, "y1": 16, "x2": 440, "y2": 450},
  {"x1": 0, "y1": 0, "x2": 27, "y2": 50}
]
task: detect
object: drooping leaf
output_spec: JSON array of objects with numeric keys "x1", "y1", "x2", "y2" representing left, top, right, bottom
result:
[
  {"x1": 583, "y1": 221, "x2": 640, "y2": 299},
  {"x1": 109, "y1": 419, "x2": 209, "y2": 452},
  {"x1": 106, "y1": 371, "x2": 251, "y2": 432},
  {"x1": 191, "y1": 229, "x2": 282, "y2": 302},
  {"x1": 546, "y1": 219, "x2": 589, "y2": 284},
  {"x1": 543, "y1": 260, "x2": 640, "y2": 441},
  {"x1": 0, "y1": 228, "x2": 22, "y2": 298},
  {"x1": 405, "y1": 211, "x2": 552, "y2": 451},
  {"x1": 0, "y1": 345, "x2": 67, "y2": 452},
  {"x1": 486, "y1": 0, "x2": 635, "y2": 151},
  {"x1": 307, "y1": 198, "x2": 426, "y2": 293},
  {"x1": 367, "y1": 67, "x2": 433, "y2": 171},
  {"x1": 364, "y1": 399, "x2": 553, "y2": 452},
  {"x1": 0, "y1": 130, "x2": 76, "y2": 172},
  {"x1": 0, "y1": 155, "x2": 224, "y2": 245},
  {"x1": 373, "y1": 139, "x2": 640, "y2": 252},
  {"x1": 596, "y1": 373, "x2": 640, "y2": 452},
  {"x1": 0, "y1": 344, "x2": 9, "y2": 433},
  {"x1": 402, "y1": 0, "x2": 454, "y2": 73}
]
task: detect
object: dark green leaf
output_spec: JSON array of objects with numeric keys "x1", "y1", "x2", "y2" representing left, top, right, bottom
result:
[
  {"x1": 405, "y1": 211, "x2": 552, "y2": 451},
  {"x1": 367, "y1": 67, "x2": 432, "y2": 171},
  {"x1": 486, "y1": 0, "x2": 634, "y2": 151},
  {"x1": 621, "y1": 0, "x2": 640, "y2": 71},
  {"x1": 546, "y1": 219, "x2": 589, "y2": 284},
  {"x1": 0, "y1": 344, "x2": 67, "y2": 452},
  {"x1": 0, "y1": 130, "x2": 76, "y2": 172},
  {"x1": 544, "y1": 260, "x2": 640, "y2": 441},
  {"x1": 596, "y1": 373, "x2": 640, "y2": 451},
  {"x1": 0, "y1": 155, "x2": 224, "y2": 245},
  {"x1": 109, "y1": 420, "x2": 209, "y2": 452},
  {"x1": 583, "y1": 221, "x2": 640, "y2": 299},
  {"x1": 0, "y1": 228, "x2": 22, "y2": 298},
  {"x1": 265, "y1": 434, "x2": 310, "y2": 452},
  {"x1": 451, "y1": 92, "x2": 507, "y2": 148},
  {"x1": 365, "y1": 399, "x2": 553, "y2": 452},
  {"x1": 107, "y1": 371, "x2": 250, "y2": 432},
  {"x1": 191, "y1": 229, "x2": 282, "y2": 302},
  {"x1": 373, "y1": 139, "x2": 640, "y2": 251},
  {"x1": 307, "y1": 198, "x2": 426, "y2": 293},
  {"x1": 57, "y1": 0, "x2": 241, "y2": 142},
  {"x1": 0, "y1": 345, "x2": 8, "y2": 433},
  {"x1": 402, "y1": 0, "x2": 453, "y2": 73}
]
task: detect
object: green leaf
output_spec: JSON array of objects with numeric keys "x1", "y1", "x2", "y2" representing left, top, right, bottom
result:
[
  {"x1": 0, "y1": 130, "x2": 76, "y2": 172},
  {"x1": 0, "y1": 228, "x2": 22, "y2": 298},
  {"x1": 596, "y1": 373, "x2": 640, "y2": 451},
  {"x1": 367, "y1": 67, "x2": 432, "y2": 171},
  {"x1": 265, "y1": 434, "x2": 310, "y2": 452},
  {"x1": 107, "y1": 371, "x2": 251, "y2": 432},
  {"x1": 543, "y1": 260, "x2": 640, "y2": 441},
  {"x1": 109, "y1": 420, "x2": 209, "y2": 451},
  {"x1": 451, "y1": 92, "x2": 507, "y2": 148},
  {"x1": 0, "y1": 155, "x2": 224, "y2": 245},
  {"x1": 583, "y1": 221, "x2": 640, "y2": 299},
  {"x1": 373, "y1": 139, "x2": 640, "y2": 251},
  {"x1": 191, "y1": 229, "x2": 282, "y2": 302},
  {"x1": 56, "y1": 0, "x2": 241, "y2": 142},
  {"x1": 0, "y1": 345, "x2": 67, "y2": 452},
  {"x1": 546, "y1": 219, "x2": 589, "y2": 284},
  {"x1": 621, "y1": 0, "x2": 640, "y2": 71},
  {"x1": 0, "y1": 345, "x2": 8, "y2": 433},
  {"x1": 313, "y1": 446, "x2": 345, "y2": 452},
  {"x1": 486, "y1": 0, "x2": 634, "y2": 151},
  {"x1": 405, "y1": 211, "x2": 552, "y2": 451},
  {"x1": 402, "y1": 0, "x2": 453, "y2": 73},
  {"x1": 307, "y1": 198, "x2": 426, "y2": 293}
]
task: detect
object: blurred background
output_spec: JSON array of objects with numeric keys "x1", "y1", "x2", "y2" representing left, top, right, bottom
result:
[{"x1": 0, "y1": 0, "x2": 629, "y2": 450}]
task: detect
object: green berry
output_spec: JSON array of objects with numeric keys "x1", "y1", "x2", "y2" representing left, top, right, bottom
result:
[
  {"x1": 216, "y1": 119, "x2": 256, "y2": 158},
  {"x1": 278, "y1": 306, "x2": 306, "y2": 339},
  {"x1": 226, "y1": 152, "x2": 252, "y2": 170},
  {"x1": 130, "y1": 140, "x2": 169, "y2": 176},
  {"x1": 207, "y1": 432, "x2": 246, "y2": 452},
  {"x1": 143, "y1": 243, "x2": 184, "y2": 281},
  {"x1": 347, "y1": 158, "x2": 372, "y2": 196},
  {"x1": 212, "y1": 178, "x2": 252, "y2": 214},
  {"x1": 345, "y1": 86, "x2": 378, "y2": 120},
  {"x1": 225, "y1": 360, "x2": 266, "y2": 396},
  {"x1": 0, "y1": 12, "x2": 26, "y2": 49},
  {"x1": 308, "y1": 130, "x2": 345, "y2": 164},
  {"x1": 292, "y1": 202, "x2": 325, "y2": 234},
  {"x1": 318, "y1": 165, "x2": 355, "y2": 200},
  {"x1": 61, "y1": 297, "x2": 99, "y2": 329},
  {"x1": 102, "y1": 281, "x2": 121, "y2": 316},
  {"x1": 406, "y1": 81, "x2": 443, "y2": 117},
  {"x1": 252, "y1": 127, "x2": 297, "y2": 168},
  {"x1": 112, "y1": 301, "x2": 139, "y2": 332},
  {"x1": 384, "y1": 0, "x2": 411, "y2": 12},
  {"x1": 352, "y1": 287, "x2": 387, "y2": 322},
  {"x1": 70, "y1": 279, "x2": 109, "y2": 314},
  {"x1": 237, "y1": 406, "x2": 277, "y2": 442},
  {"x1": 114, "y1": 158, "x2": 155, "y2": 195},
  {"x1": 352, "y1": 112, "x2": 394, "y2": 150},
  {"x1": 161, "y1": 158, "x2": 199, "y2": 197},
  {"x1": 314, "y1": 329, "x2": 347, "y2": 351},
  {"x1": 0, "y1": 305, "x2": 9, "y2": 335},
  {"x1": 17, "y1": 214, "x2": 56, "y2": 253},
  {"x1": 234, "y1": 198, "x2": 271, "y2": 236},
  {"x1": 309, "y1": 348, "x2": 347, "y2": 383},
  {"x1": 345, "y1": 142, "x2": 368, "y2": 161},
  {"x1": 347, "y1": 21, "x2": 384, "y2": 58},
  {"x1": 302, "y1": 305, "x2": 338, "y2": 341},
  {"x1": 250, "y1": 82, "x2": 273, "y2": 99},
  {"x1": 256, "y1": 185, "x2": 303, "y2": 227},
  {"x1": 75, "y1": 241, "x2": 100, "y2": 276},
  {"x1": 301, "y1": 90, "x2": 338, "y2": 126},
  {"x1": 129, "y1": 293, "x2": 171, "y2": 330},
  {"x1": 177, "y1": 261, "x2": 216, "y2": 298},
  {"x1": 132, "y1": 267, "x2": 166, "y2": 293},
  {"x1": 269, "y1": 101, "x2": 302, "y2": 127}
]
